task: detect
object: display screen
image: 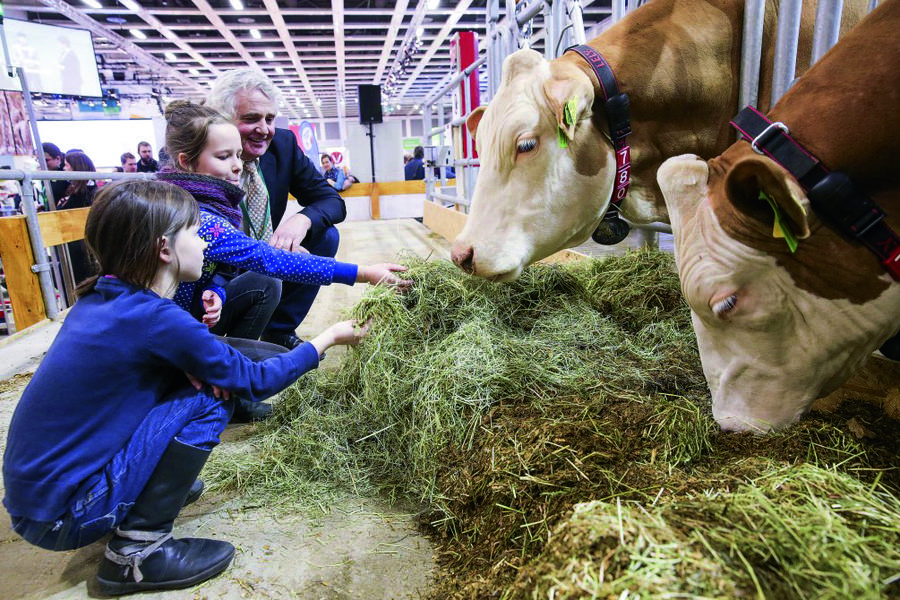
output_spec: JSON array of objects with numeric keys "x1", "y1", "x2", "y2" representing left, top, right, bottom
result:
[{"x1": 1, "y1": 18, "x2": 103, "y2": 97}]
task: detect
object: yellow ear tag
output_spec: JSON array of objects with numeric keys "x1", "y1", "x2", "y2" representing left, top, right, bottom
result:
[
  {"x1": 557, "y1": 95, "x2": 579, "y2": 148},
  {"x1": 760, "y1": 190, "x2": 799, "y2": 253}
]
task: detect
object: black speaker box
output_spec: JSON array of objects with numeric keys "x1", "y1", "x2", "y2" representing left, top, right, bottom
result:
[{"x1": 358, "y1": 84, "x2": 383, "y2": 124}]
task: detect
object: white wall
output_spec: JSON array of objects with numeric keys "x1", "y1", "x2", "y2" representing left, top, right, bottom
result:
[{"x1": 344, "y1": 120, "x2": 406, "y2": 182}]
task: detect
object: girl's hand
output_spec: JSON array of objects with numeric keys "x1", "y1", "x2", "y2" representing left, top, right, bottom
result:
[
  {"x1": 310, "y1": 319, "x2": 371, "y2": 356},
  {"x1": 358, "y1": 263, "x2": 412, "y2": 291},
  {"x1": 201, "y1": 290, "x2": 222, "y2": 328},
  {"x1": 185, "y1": 372, "x2": 231, "y2": 401}
]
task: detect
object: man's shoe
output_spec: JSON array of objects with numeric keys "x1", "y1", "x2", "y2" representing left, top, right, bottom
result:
[
  {"x1": 260, "y1": 332, "x2": 303, "y2": 350},
  {"x1": 230, "y1": 397, "x2": 274, "y2": 423}
]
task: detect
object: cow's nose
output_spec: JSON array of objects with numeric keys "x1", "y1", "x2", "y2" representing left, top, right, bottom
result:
[{"x1": 451, "y1": 242, "x2": 475, "y2": 274}]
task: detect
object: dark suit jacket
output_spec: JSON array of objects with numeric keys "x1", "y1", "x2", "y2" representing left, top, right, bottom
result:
[{"x1": 259, "y1": 128, "x2": 346, "y2": 238}]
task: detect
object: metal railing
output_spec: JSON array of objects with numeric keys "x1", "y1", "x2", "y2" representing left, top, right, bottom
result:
[
  {"x1": 0, "y1": 170, "x2": 154, "y2": 325},
  {"x1": 421, "y1": 0, "x2": 869, "y2": 251}
]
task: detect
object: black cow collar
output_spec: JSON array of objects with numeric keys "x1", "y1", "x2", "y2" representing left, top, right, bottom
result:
[
  {"x1": 731, "y1": 106, "x2": 900, "y2": 281},
  {"x1": 565, "y1": 44, "x2": 632, "y2": 245}
]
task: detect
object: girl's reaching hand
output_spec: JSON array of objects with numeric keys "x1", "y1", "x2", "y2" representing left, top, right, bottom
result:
[
  {"x1": 358, "y1": 263, "x2": 412, "y2": 291},
  {"x1": 310, "y1": 319, "x2": 372, "y2": 356},
  {"x1": 201, "y1": 290, "x2": 222, "y2": 328}
]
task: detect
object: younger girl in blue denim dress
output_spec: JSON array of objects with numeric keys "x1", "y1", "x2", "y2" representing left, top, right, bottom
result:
[{"x1": 2, "y1": 179, "x2": 369, "y2": 595}]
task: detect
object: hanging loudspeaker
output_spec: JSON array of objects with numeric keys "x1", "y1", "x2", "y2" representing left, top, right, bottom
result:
[{"x1": 358, "y1": 84, "x2": 383, "y2": 125}]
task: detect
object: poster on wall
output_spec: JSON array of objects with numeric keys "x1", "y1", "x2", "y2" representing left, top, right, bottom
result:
[
  {"x1": 0, "y1": 91, "x2": 35, "y2": 156},
  {"x1": 325, "y1": 146, "x2": 349, "y2": 170},
  {"x1": 289, "y1": 121, "x2": 320, "y2": 165}
]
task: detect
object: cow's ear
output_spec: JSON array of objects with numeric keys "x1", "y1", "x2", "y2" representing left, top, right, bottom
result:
[
  {"x1": 725, "y1": 154, "x2": 811, "y2": 239},
  {"x1": 466, "y1": 106, "x2": 486, "y2": 144},
  {"x1": 542, "y1": 66, "x2": 594, "y2": 143}
]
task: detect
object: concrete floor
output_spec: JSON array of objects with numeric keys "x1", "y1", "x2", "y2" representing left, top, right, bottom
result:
[{"x1": 0, "y1": 219, "x2": 454, "y2": 600}]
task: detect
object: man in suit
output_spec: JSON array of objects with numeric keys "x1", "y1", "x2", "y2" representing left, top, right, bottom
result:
[{"x1": 207, "y1": 69, "x2": 346, "y2": 352}]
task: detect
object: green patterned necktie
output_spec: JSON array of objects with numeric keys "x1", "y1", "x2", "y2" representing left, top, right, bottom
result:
[{"x1": 241, "y1": 160, "x2": 273, "y2": 242}]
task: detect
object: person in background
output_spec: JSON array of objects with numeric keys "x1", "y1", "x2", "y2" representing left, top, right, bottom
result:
[
  {"x1": 340, "y1": 166, "x2": 357, "y2": 191},
  {"x1": 158, "y1": 146, "x2": 170, "y2": 168},
  {"x1": 137, "y1": 141, "x2": 159, "y2": 173},
  {"x1": 120, "y1": 152, "x2": 137, "y2": 173},
  {"x1": 206, "y1": 68, "x2": 347, "y2": 351},
  {"x1": 60, "y1": 151, "x2": 98, "y2": 283},
  {"x1": 404, "y1": 146, "x2": 425, "y2": 180},
  {"x1": 42, "y1": 142, "x2": 69, "y2": 204},
  {"x1": 2, "y1": 179, "x2": 371, "y2": 595},
  {"x1": 158, "y1": 99, "x2": 410, "y2": 422},
  {"x1": 320, "y1": 153, "x2": 345, "y2": 191}
]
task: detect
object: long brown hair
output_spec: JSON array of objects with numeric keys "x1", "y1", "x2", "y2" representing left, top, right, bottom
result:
[
  {"x1": 164, "y1": 99, "x2": 233, "y2": 172},
  {"x1": 76, "y1": 179, "x2": 198, "y2": 298},
  {"x1": 63, "y1": 151, "x2": 96, "y2": 198}
]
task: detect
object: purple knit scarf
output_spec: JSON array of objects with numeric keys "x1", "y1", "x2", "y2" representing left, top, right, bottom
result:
[{"x1": 157, "y1": 168, "x2": 244, "y2": 229}]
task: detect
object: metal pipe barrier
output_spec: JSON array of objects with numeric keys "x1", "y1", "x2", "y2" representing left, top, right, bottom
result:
[
  {"x1": 811, "y1": 0, "x2": 845, "y2": 65},
  {"x1": 771, "y1": 0, "x2": 804, "y2": 106}
]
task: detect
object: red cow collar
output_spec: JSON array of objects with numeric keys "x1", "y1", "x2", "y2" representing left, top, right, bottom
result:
[{"x1": 566, "y1": 44, "x2": 632, "y2": 245}]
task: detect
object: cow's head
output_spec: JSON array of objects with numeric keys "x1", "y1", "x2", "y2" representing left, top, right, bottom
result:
[
  {"x1": 658, "y1": 152, "x2": 900, "y2": 432},
  {"x1": 450, "y1": 49, "x2": 616, "y2": 280}
]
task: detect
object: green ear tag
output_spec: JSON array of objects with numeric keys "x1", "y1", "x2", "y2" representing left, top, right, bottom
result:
[
  {"x1": 558, "y1": 126, "x2": 568, "y2": 148},
  {"x1": 761, "y1": 190, "x2": 799, "y2": 253},
  {"x1": 557, "y1": 95, "x2": 579, "y2": 148},
  {"x1": 564, "y1": 95, "x2": 578, "y2": 126}
]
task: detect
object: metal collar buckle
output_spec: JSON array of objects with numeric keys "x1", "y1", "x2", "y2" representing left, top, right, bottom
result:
[{"x1": 751, "y1": 121, "x2": 790, "y2": 155}]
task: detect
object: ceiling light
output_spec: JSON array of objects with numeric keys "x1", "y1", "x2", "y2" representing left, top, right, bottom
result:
[
  {"x1": 283, "y1": 79, "x2": 290, "y2": 86},
  {"x1": 265, "y1": 50, "x2": 274, "y2": 59},
  {"x1": 416, "y1": 27, "x2": 425, "y2": 39},
  {"x1": 129, "y1": 28, "x2": 147, "y2": 40},
  {"x1": 428, "y1": 0, "x2": 439, "y2": 8},
  {"x1": 165, "y1": 51, "x2": 177, "y2": 61},
  {"x1": 274, "y1": 66, "x2": 284, "y2": 74},
  {"x1": 189, "y1": 68, "x2": 200, "y2": 76},
  {"x1": 83, "y1": 0, "x2": 102, "y2": 8},
  {"x1": 120, "y1": 0, "x2": 141, "y2": 10},
  {"x1": 229, "y1": 0, "x2": 244, "y2": 9},
  {"x1": 250, "y1": 29, "x2": 261, "y2": 39}
]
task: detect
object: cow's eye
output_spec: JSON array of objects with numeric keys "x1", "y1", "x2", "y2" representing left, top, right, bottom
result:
[
  {"x1": 516, "y1": 138, "x2": 537, "y2": 154},
  {"x1": 711, "y1": 294, "x2": 738, "y2": 318}
]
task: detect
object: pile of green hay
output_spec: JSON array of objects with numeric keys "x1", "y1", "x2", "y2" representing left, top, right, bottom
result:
[
  {"x1": 515, "y1": 463, "x2": 900, "y2": 599},
  {"x1": 205, "y1": 250, "x2": 900, "y2": 598},
  {"x1": 207, "y1": 250, "x2": 704, "y2": 511}
]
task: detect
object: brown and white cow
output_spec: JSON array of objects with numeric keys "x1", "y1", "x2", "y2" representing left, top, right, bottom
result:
[
  {"x1": 656, "y1": 0, "x2": 900, "y2": 432},
  {"x1": 451, "y1": 0, "x2": 863, "y2": 280}
]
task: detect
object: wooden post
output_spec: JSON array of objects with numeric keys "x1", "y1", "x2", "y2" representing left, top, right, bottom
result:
[
  {"x1": 0, "y1": 215, "x2": 45, "y2": 330},
  {"x1": 0, "y1": 207, "x2": 91, "y2": 332}
]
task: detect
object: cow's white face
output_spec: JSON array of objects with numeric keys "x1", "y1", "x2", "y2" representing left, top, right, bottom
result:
[
  {"x1": 451, "y1": 49, "x2": 616, "y2": 281},
  {"x1": 658, "y1": 154, "x2": 900, "y2": 432}
]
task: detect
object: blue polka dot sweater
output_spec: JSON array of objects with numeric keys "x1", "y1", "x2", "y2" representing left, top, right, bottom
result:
[{"x1": 158, "y1": 172, "x2": 358, "y2": 314}]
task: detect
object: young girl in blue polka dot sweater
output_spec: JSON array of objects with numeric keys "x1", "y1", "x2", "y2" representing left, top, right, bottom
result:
[{"x1": 158, "y1": 101, "x2": 410, "y2": 336}]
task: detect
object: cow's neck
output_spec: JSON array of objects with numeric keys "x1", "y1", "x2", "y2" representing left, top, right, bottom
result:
[{"x1": 561, "y1": 0, "x2": 746, "y2": 223}]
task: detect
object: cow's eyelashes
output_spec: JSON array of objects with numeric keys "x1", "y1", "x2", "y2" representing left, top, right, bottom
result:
[
  {"x1": 516, "y1": 138, "x2": 538, "y2": 154},
  {"x1": 711, "y1": 294, "x2": 738, "y2": 318}
]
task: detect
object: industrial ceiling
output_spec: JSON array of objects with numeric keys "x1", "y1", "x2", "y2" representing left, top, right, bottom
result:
[{"x1": 6, "y1": 0, "x2": 613, "y2": 120}]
